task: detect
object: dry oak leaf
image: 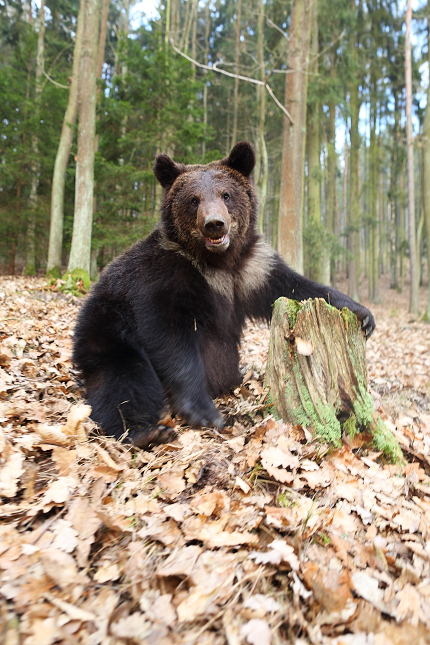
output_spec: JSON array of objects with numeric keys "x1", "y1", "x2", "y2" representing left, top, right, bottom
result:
[
  {"x1": 24, "y1": 617, "x2": 59, "y2": 645},
  {"x1": 157, "y1": 471, "x2": 186, "y2": 496},
  {"x1": 240, "y1": 618, "x2": 271, "y2": 645},
  {"x1": 94, "y1": 562, "x2": 121, "y2": 583},
  {"x1": 302, "y1": 562, "x2": 353, "y2": 613},
  {"x1": 182, "y1": 515, "x2": 258, "y2": 547},
  {"x1": 138, "y1": 515, "x2": 184, "y2": 546},
  {"x1": 38, "y1": 476, "x2": 79, "y2": 511},
  {"x1": 40, "y1": 548, "x2": 79, "y2": 590},
  {"x1": 0, "y1": 449, "x2": 24, "y2": 498},
  {"x1": 264, "y1": 499, "x2": 315, "y2": 531},
  {"x1": 156, "y1": 545, "x2": 202, "y2": 578},
  {"x1": 351, "y1": 571, "x2": 389, "y2": 615},
  {"x1": 243, "y1": 594, "x2": 283, "y2": 615},
  {"x1": 50, "y1": 519, "x2": 79, "y2": 553},
  {"x1": 61, "y1": 403, "x2": 91, "y2": 440},
  {"x1": 110, "y1": 613, "x2": 152, "y2": 640},
  {"x1": 391, "y1": 507, "x2": 421, "y2": 534},
  {"x1": 249, "y1": 539, "x2": 299, "y2": 570},
  {"x1": 176, "y1": 552, "x2": 236, "y2": 622},
  {"x1": 395, "y1": 583, "x2": 427, "y2": 627},
  {"x1": 190, "y1": 489, "x2": 229, "y2": 517}
]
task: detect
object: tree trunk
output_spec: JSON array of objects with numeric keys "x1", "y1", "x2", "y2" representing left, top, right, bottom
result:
[
  {"x1": 202, "y1": 0, "x2": 210, "y2": 159},
  {"x1": 47, "y1": 0, "x2": 85, "y2": 276},
  {"x1": 231, "y1": 0, "x2": 242, "y2": 147},
  {"x1": 424, "y1": 10, "x2": 430, "y2": 319},
  {"x1": 26, "y1": 0, "x2": 45, "y2": 276},
  {"x1": 325, "y1": 80, "x2": 336, "y2": 286},
  {"x1": 305, "y1": 0, "x2": 321, "y2": 281},
  {"x1": 255, "y1": 0, "x2": 268, "y2": 231},
  {"x1": 67, "y1": 0, "x2": 99, "y2": 277},
  {"x1": 405, "y1": 0, "x2": 419, "y2": 314},
  {"x1": 368, "y1": 90, "x2": 381, "y2": 303},
  {"x1": 277, "y1": 0, "x2": 311, "y2": 273},
  {"x1": 348, "y1": 45, "x2": 360, "y2": 302},
  {"x1": 265, "y1": 297, "x2": 401, "y2": 461}
]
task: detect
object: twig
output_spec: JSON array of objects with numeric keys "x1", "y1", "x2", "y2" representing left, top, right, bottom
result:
[
  {"x1": 170, "y1": 41, "x2": 294, "y2": 125},
  {"x1": 42, "y1": 69, "x2": 69, "y2": 89}
]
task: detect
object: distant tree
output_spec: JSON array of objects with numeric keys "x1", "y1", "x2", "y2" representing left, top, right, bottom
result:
[
  {"x1": 405, "y1": 0, "x2": 419, "y2": 313},
  {"x1": 67, "y1": 0, "x2": 99, "y2": 277},
  {"x1": 46, "y1": 0, "x2": 84, "y2": 277}
]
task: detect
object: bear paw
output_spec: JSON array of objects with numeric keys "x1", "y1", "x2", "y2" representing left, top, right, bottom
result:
[{"x1": 124, "y1": 425, "x2": 178, "y2": 449}]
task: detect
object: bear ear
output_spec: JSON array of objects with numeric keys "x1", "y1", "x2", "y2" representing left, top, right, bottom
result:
[
  {"x1": 153, "y1": 153, "x2": 184, "y2": 189},
  {"x1": 222, "y1": 141, "x2": 256, "y2": 178}
]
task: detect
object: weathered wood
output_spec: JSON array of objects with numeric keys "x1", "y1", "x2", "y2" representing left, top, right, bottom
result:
[{"x1": 265, "y1": 298, "x2": 401, "y2": 461}]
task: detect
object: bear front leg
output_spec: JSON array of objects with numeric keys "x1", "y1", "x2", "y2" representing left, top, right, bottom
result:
[
  {"x1": 248, "y1": 255, "x2": 375, "y2": 339},
  {"x1": 142, "y1": 322, "x2": 223, "y2": 430}
]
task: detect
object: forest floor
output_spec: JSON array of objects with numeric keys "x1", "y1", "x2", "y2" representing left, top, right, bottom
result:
[{"x1": 1, "y1": 274, "x2": 430, "y2": 645}]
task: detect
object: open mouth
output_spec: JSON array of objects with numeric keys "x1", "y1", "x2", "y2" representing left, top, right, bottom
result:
[{"x1": 205, "y1": 234, "x2": 229, "y2": 248}]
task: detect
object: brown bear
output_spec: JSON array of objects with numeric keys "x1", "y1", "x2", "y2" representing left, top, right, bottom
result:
[{"x1": 72, "y1": 142, "x2": 375, "y2": 448}]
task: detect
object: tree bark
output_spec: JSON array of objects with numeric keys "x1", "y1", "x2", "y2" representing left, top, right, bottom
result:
[
  {"x1": 231, "y1": 0, "x2": 242, "y2": 147},
  {"x1": 47, "y1": 0, "x2": 85, "y2": 276},
  {"x1": 305, "y1": 0, "x2": 321, "y2": 281},
  {"x1": 26, "y1": 0, "x2": 45, "y2": 276},
  {"x1": 405, "y1": 0, "x2": 419, "y2": 314},
  {"x1": 67, "y1": 0, "x2": 99, "y2": 276},
  {"x1": 265, "y1": 297, "x2": 401, "y2": 461},
  {"x1": 325, "y1": 72, "x2": 336, "y2": 286},
  {"x1": 255, "y1": 0, "x2": 268, "y2": 231},
  {"x1": 424, "y1": 10, "x2": 430, "y2": 319},
  {"x1": 348, "y1": 33, "x2": 360, "y2": 302},
  {"x1": 277, "y1": 0, "x2": 311, "y2": 273}
]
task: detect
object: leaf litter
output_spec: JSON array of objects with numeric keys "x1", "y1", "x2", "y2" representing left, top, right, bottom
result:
[{"x1": 0, "y1": 275, "x2": 430, "y2": 644}]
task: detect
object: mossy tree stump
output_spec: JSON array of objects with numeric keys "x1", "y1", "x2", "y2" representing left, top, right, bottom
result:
[{"x1": 265, "y1": 298, "x2": 402, "y2": 461}]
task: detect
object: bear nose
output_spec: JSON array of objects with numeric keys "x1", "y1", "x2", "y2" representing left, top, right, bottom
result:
[{"x1": 204, "y1": 214, "x2": 226, "y2": 235}]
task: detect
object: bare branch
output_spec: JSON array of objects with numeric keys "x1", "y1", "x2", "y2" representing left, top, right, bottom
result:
[
  {"x1": 42, "y1": 69, "x2": 69, "y2": 89},
  {"x1": 170, "y1": 41, "x2": 294, "y2": 125}
]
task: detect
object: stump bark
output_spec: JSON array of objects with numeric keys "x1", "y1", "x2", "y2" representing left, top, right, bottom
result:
[{"x1": 265, "y1": 298, "x2": 401, "y2": 461}]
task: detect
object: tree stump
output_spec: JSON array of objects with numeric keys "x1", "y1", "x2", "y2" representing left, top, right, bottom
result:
[{"x1": 265, "y1": 298, "x2": 401, "y2": 461}]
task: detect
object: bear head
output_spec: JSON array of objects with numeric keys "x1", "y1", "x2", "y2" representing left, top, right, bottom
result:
[{"x1": 153, "y1": 142, "x2": 258, "y2": 267}]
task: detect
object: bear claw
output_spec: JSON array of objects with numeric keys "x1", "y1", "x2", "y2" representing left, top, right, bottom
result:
[{"x1": 124, "y1": 425, "x2": 178, "y2": 450}]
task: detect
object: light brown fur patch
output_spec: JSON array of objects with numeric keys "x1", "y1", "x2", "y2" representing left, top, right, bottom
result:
[{"x1": 236, "y1": 238, "x2": 275, "y2": 298}]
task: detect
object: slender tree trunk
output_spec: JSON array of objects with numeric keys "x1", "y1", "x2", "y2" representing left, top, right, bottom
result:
[
  {"x1": 405, "y1": 0, "x2": 419, "y2": 313},
  {"x1": 424, "y1": 12, "x2": 430, "y2": 319},
  {"x1": 67, "y1": 0, "x2": 99, "y2": 276},
  {"x1": 255, "y1": 0, "x2": 267, "y2": 231},
  {"x1": 306, "y1": 0, "x2": 321, "y2": 281},
  {"x1": 325, "y1": 77, "x2": 336, "y2": 286},
  {"x1": 26, "y1": 0, "x2": 45, "y2": 275},
  {"x1": 231, "y1": 0, "x2": 242, "y2": 147},
  {"x1": 47, "y1": 0, "x2": 84, "y2": 275},
  {"x1": 91, "y1": 0, "x2": 110, "y2": 280},
  {"x1": 348, "y1": 48, "x2": 360, "y2": 300},
  {"x1": 278, "y1": 0, "x2": 311, "y2": 272},
  {"x1": 202, "y1": 0, "x2": 210, "y2": 159}
]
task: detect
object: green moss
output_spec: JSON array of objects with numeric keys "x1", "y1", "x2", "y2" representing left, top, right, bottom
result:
[
  {"x1": 25, "y1": 264, "x2": 36, "y2": 276},
  {"x1": 61, "y1": 269, "x2": 91, "y2": 296},
  {"x1": 46, "y1": 266, "x2": 62, "y2": 280},
  {"x1": 371, "y1": 416, "x2": 404, "y2": 463},
  {"x1": 272, "y1": 297, "x2": 303, "y2": 329},
  {"x1": 342, "y1": 415, "x2": 358, "y2": 439},
  {"x1": 285, "y1": 363, "x2": 341, "y2": 446},
  {"x1": 265, "y1": 391, "x2": 280, "y2": 420}
]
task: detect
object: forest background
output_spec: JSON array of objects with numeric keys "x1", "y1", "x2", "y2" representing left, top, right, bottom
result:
[{"x1": 1, "y1": 0, "x2": 430, "y2": 317}]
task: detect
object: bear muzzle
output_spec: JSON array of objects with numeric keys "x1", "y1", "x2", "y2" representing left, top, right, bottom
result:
[{"x1": 199, "y1": 210, "x2": 231, "y2": 252}]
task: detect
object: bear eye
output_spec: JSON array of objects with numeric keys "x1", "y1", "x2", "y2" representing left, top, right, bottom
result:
[
  {"x1": 223, "y1": 192, "x2": 230, "y2": 202},
  {"x1": 191, "y1": 197, "x2": 199, "y2": 206}
]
